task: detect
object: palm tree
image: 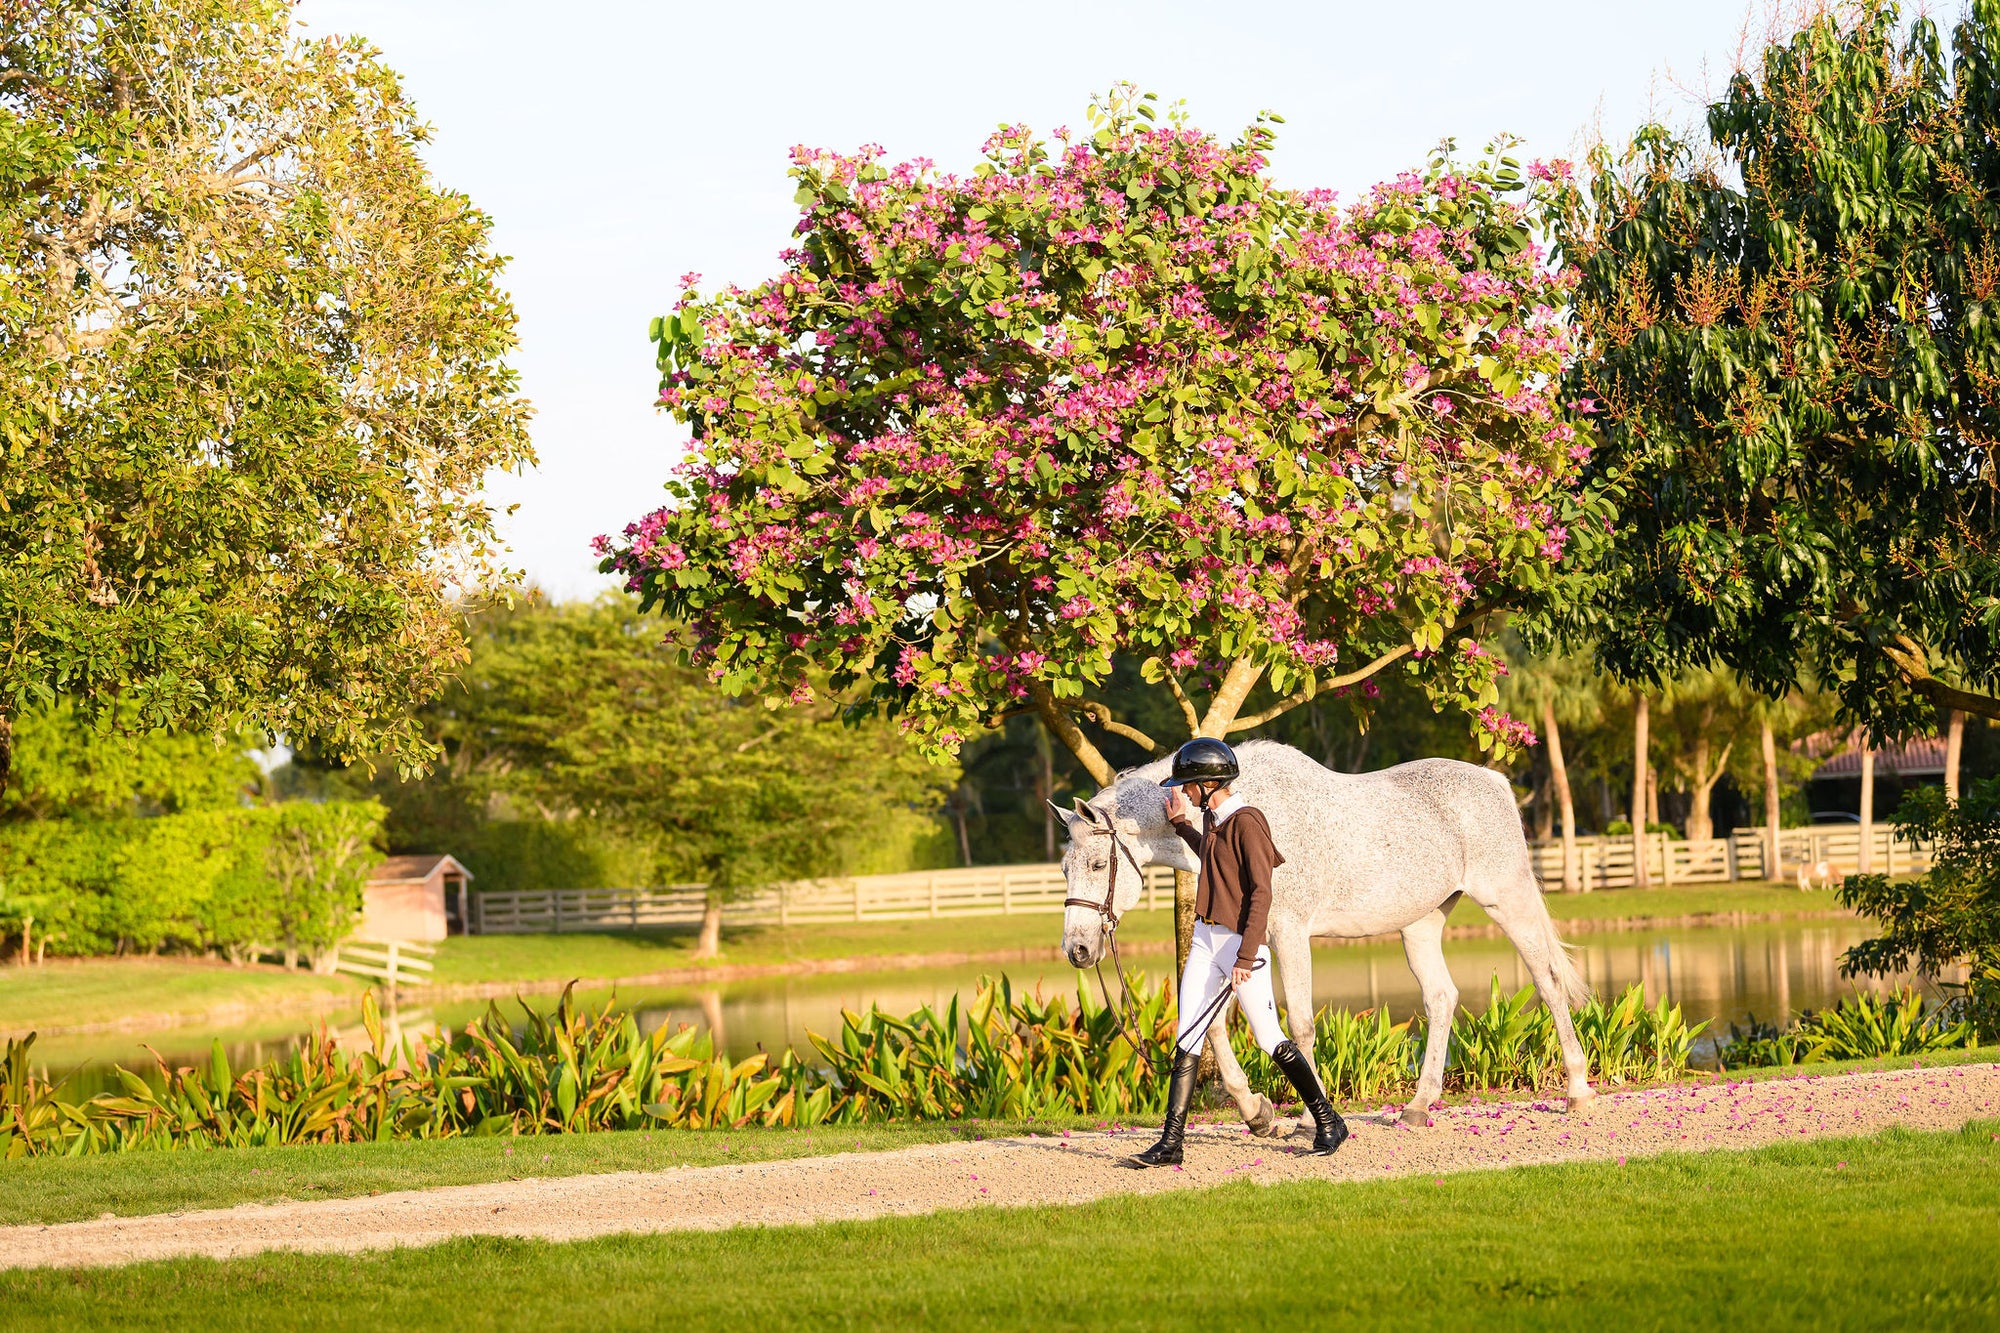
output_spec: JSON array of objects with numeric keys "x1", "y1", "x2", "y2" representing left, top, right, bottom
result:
[{"x1": 1502, "y1": 642, "x2": 1604, "y2": 892}]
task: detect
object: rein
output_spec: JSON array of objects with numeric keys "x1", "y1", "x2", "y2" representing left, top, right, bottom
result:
[{"x1": 1063, "y1": 824, "x2": 1150, "y2": 1050}]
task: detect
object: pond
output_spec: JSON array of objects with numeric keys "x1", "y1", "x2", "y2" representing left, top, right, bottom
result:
[{"x1": 25, "y1": 918, "x2": 1912, "y2": 1099}]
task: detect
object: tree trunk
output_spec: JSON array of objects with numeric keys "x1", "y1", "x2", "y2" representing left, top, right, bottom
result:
[
  {"x1": 1542, "y1": 700, "x2": 1579, "y2": 892},
  {"x1": 953, "y1": 801, "x2": 973, "y2": 868},
  {"x1": 1041, "y1": 743, "x2": 1057, "y2": 861},
  {"x1": 1687, "y1": 736, "x2": 1713, "y2": 842},
  {"x1": 694, "y1": 894, "x2": 724, "y2": 959},
  {"x1": 1646, "y1": 765, "x2": 1660, "y2": 831},
  {"x1": 1631, "y1": 695, "x2": 1651, "y2": 888},
  {"x1": 0, "y1": 709, "x2": 12, "y2": 801},
  {"x1": 1533, "y1": 770, "x2": 1555, "y2": 841},
  {"x1": 1857, "y1": 737, "x2": 1875, "y2": 875},
  {"x1": 1946, "y1": 708, "x2": 1965, "y2": 802},
  {"x1": 1762, "y1": 717, "x2": 1782, "y2": 883}
]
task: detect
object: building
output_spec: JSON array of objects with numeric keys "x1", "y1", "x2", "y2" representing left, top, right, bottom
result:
[{"x1": 358, "y1": 854, "x2": 473, "y2": 942}]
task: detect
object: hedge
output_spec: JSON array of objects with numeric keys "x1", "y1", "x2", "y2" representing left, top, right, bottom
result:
[{"x1": 0, "y1": 802, "x2": 385, "y2": 963}]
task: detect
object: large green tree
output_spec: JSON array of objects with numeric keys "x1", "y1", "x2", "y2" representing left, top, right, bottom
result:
[
  {"x1": 0, "y1": 0, "x2": 533, "y2": 791},
  {"x1": 384, "y1": 596, "x2": 951, "y2": 956},
  {"x1": 1556, "y1": 1, "x2": 2000, "y2": 737}
]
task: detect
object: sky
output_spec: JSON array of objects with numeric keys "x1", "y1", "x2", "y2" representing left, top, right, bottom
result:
[{"x1": 302, "y1": 0, "x2": 1769, "y2": 600}]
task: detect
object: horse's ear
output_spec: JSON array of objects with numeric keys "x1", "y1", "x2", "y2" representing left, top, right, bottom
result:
[
  {"x1": 1047, "y1": 798, "x2": 1076, "y2": 828},
  {"x1": 1072, "y1": 797, "x2": 1105, "y2": 826}
]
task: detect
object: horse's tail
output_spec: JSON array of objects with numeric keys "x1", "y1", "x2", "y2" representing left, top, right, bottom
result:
[{"x1": 1522, "y1": 867, "x2": 1592, "y2": 1010}]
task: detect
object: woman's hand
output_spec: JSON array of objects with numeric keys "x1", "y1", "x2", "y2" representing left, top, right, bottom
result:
[
  {"x1": 1230, "y1": 963, "x2": 1253, "y2": 987},
  {"x1": 1163, "y1": 785, "x2": 1191, "y2": 825}
]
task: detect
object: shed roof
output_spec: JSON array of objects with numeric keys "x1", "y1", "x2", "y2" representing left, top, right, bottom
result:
[
  {"x1": 369, "y1": 853, "x2": 474, "y2": 884},
  {"x1": 1812, "y1": 737, "x2": 1948, "y2": 780}
]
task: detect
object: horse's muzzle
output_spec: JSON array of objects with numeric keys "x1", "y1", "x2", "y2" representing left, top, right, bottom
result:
[{"x1": 1065, "y1": 941, "x2": 1094, "y2": 968}]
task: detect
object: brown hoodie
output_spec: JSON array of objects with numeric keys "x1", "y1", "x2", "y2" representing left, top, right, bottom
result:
[{"x1": 1170, "y1": 805, "x2": 1285, "y2": 968}]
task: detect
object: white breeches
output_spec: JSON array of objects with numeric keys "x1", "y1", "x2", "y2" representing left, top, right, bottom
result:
[{"x1": 1173, "y1": 920, "x2": 1284, "y2": 1056}]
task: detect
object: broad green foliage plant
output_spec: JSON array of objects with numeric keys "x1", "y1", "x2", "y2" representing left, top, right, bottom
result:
[
  {"x1": 1555, "y1": 1, "x2": 2000, "y2": 733},
  {"x1": 604, "y1": 89, "x2": 1597, "y2": 783},
  {"x1": 0, "y1": 0, "x2": 533, "y2": 792},
  {"x1": 1841, "y1": 778, "x2": 2000, "y2": 1039},
  {"x1": 0, "y1": 976, "x2": 1704, "y2": 1156},
  {"x1": 1718, "y1": 988, "x2": 1975, "y2": 1066}
]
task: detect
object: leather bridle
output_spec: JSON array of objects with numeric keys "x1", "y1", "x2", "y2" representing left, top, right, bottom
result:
[{"x1": 1063, "y1": 819, "x2": 1150, "y2": 1049}]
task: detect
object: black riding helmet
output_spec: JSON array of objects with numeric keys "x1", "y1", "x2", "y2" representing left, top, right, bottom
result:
[{"x1": 1159, "y1": 737, "x2": 1239, "y2": 787}]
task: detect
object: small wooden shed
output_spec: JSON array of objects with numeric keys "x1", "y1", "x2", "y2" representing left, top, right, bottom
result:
[{"x1": 359, "y1": 854, "x2": 473, "y2": 942}]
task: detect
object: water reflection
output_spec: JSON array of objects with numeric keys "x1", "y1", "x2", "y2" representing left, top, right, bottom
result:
[{"x1": 31, "y1": 920, "x2": 1910, "y2": 1098}]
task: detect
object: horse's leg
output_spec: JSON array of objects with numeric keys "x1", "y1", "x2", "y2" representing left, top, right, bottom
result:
[
  {"x1": 1478, "y1": 873, "x2": 1597, "y2": 1113},
  {"x1": 1270, "y1": 923, "x2": 1318, "y2": 1057},
  {"x1": 1205, "y1": 1002, "x2": 1279, "y2": 1137},
  {"x1": 1401, "y1": 908, "x2": 1457, "y2": 1127}
]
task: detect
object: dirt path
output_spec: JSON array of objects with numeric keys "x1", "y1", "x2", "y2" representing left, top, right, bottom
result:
[{"x1": 5, "y1": 1063, "x2": 1994, "y2": 1271}]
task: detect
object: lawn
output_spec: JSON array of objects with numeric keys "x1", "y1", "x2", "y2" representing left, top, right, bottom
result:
[
  {"x1": 0, "y1": 959, "x2": 362, "y2": 1038},
  {"x1": 5, "y1": 1049, "x2": 1988, "y2": 1227},
  {"x1": 4, "y1": 1120, "x2": 1994, "y2": 1330},
  {"x1": 423, "y1": 909, "x2": 1179, "y2": 986},
  {"x1": 1526, "y1": 882, "x2": 1849, "y2": 925}
]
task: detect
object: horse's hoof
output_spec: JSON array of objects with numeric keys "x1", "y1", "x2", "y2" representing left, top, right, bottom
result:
[
  {"x1": 1565, "y1": 1090, "x2": 1599, "y2": 1116},
  {"x1": 1401, "y1": 1104, "x2": 1431, "y2": 1128},
  {"x1": 1245, "y1": 1095, "x2": 1282, "y2": 1137}
]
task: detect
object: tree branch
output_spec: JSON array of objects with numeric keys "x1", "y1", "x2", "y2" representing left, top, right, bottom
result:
[
  {"x1": 1225, "y1": 643, "x2": 1416, "y2": 734},
  {"x1": 1067, "y1": 700, "x2": 1167, "y2": 756},
  {"x1": 1882, "y1": 635, "x2": 2000, "y2": 723},
  {"x1": 1156, "y1": 660, "x2": 1200, "y2": 737}
]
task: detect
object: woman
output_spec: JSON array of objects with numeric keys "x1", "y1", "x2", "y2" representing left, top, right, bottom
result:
[{"x1": 1135, "y1": 737, "x2": 1349, "y2": 1165}]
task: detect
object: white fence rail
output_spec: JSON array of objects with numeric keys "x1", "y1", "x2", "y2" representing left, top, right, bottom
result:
[
  {"x1": 466, "y1": 824, "x2": 1933, "y2": 935},
  {"x1": 1527, "y1": 827, "x2": 1933, "y2": 890},
  {"x1": 469, "y1": 863, "x2": 1179, "y2": 935},
  {"x1": 332, "y1": 938, "x2": 437, "y2": 987}
]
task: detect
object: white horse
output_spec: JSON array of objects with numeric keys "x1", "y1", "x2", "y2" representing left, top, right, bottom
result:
[{"x1": 1055, "y1": 739, "x2": 1595, "y2": 1130}]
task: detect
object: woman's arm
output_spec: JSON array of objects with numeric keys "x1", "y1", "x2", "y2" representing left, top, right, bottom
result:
[{"x1": 1231, "y1": 812, "x2": 1280, "y2": 970}]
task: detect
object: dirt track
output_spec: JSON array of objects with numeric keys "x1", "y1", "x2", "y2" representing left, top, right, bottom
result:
[{"x1": 5, "y1": 1063, "x2": 1995, "y2": 1271}]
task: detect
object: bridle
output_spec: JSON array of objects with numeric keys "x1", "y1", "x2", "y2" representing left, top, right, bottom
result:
[{"x1": 1063, "y1": 817, "x2": 1150, "y2": 1049}]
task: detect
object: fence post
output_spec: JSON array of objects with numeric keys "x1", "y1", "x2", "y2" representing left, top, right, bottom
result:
[
  {"x1": 386, "y1": 940, "x2": 401, "y2": 989},
  {"x1": 630, "y1": 890, "x2": 640, "y2": 932},
  {"x1": 779, "y1": 886, "x2": 789, "y2": 929},
  {"x1": 1660, "y1": 833, "x2": 1675, "y2": 886},
  {"x1": 1148, "y1": 870, "x2": 1157, "y2": 912},
  {"x1": 1725, "y1": 835, "x2": 1739, "y2": 882},
  {"x1": 855, "y1": 877, "x2": 864, "y2": 921},
  {"x1": 1884, "y1": 830, "x2": 1895, "y2": 878},
  {"x1": 553, "y1": 893, "x2": 563, "y2": 934},
  {"x1": 929, "y1": 873, "x2": 939, "y2": 919},
  {"x1": 1002, "y1": 873, "x2": 1012, "y2": 915}
]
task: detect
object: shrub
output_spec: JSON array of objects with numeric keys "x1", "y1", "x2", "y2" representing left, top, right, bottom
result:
[
  {"x1": 1841, "y1": 779, "x2": 2000, "y2": 1041},
  {"x1": 0, "y1": 802, "x2": 384, "y2": 961},
  {"x1": 1719, "y1": 989, "x2": 1974, "y2": 1068}
]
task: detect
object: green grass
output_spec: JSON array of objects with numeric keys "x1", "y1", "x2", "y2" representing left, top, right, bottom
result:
[
  {"x1": 425, "y1": 910, "x2": 1179, "y2": 986},
  {"x1": 0, "y1": 1118, "x2": 1106, "y2": 1227},
  {"x1": 0, "y1": 959, "x2": 362, "y2": 1037},
  {"x1": 5, "y1": 1121, "x2": 1994, "y2": 1330},
  {"x1": 1522, "y1": 882, "x2": 1849, "y2": 924},
  {"x1": 6, "y1": 1048, "x2": 1988, "y2": 1228}
]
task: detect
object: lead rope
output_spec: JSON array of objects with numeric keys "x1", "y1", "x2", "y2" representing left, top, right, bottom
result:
[
  {"x1": 1091, "y1": 835, "x2": 1151, "y2": 1051},
  {"x1": 1171, "y1": 955, "x2": 1267, "y2": 1058}
]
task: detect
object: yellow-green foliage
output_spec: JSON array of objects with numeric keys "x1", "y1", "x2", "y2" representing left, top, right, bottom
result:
[{"x1": 1, "y1": 974, "x2": 1716, "y2": 1158}]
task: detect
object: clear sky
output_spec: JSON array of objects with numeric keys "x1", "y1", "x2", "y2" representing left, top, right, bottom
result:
[{"x1": 302, "y1": 0, "x2": 1765, "y2": 599}]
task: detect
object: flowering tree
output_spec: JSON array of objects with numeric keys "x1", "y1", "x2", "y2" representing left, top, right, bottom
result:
[{"x1": 605, "y1": 91, "x2": 1595, "y2": 787}]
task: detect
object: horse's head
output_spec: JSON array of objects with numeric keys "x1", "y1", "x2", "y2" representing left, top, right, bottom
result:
[{"x1": 1054, "y1": 788, "x2": 1197, "y2": 968}]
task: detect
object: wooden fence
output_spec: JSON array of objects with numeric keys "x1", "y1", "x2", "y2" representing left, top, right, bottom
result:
[
  {"x1": 469, "y1": 863, "x2": 1180, "y2": 935},
  {"x1": 465, "y1": 823, "x2": 1935, "y2": 935},
  {"x1": 1527, "y1": 827, "x2": 1933, "y2": 890},
  {"x1": 331, "y1": 938, "x2": 437, "y2": 987}
]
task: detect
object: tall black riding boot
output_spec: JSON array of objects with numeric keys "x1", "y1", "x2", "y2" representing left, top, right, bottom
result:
[
  {"x1": 1270, "y1": 1040, "x2": 1349, "y2": 1155},
  {"x1": 1134, "y1": 1049, "x2": 1201, "y2": 1167}
]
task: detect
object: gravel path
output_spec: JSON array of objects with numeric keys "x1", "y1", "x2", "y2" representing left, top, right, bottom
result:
[{"x1": 6, "y1": 1063, "x2": 1995, "y2": 1271}]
